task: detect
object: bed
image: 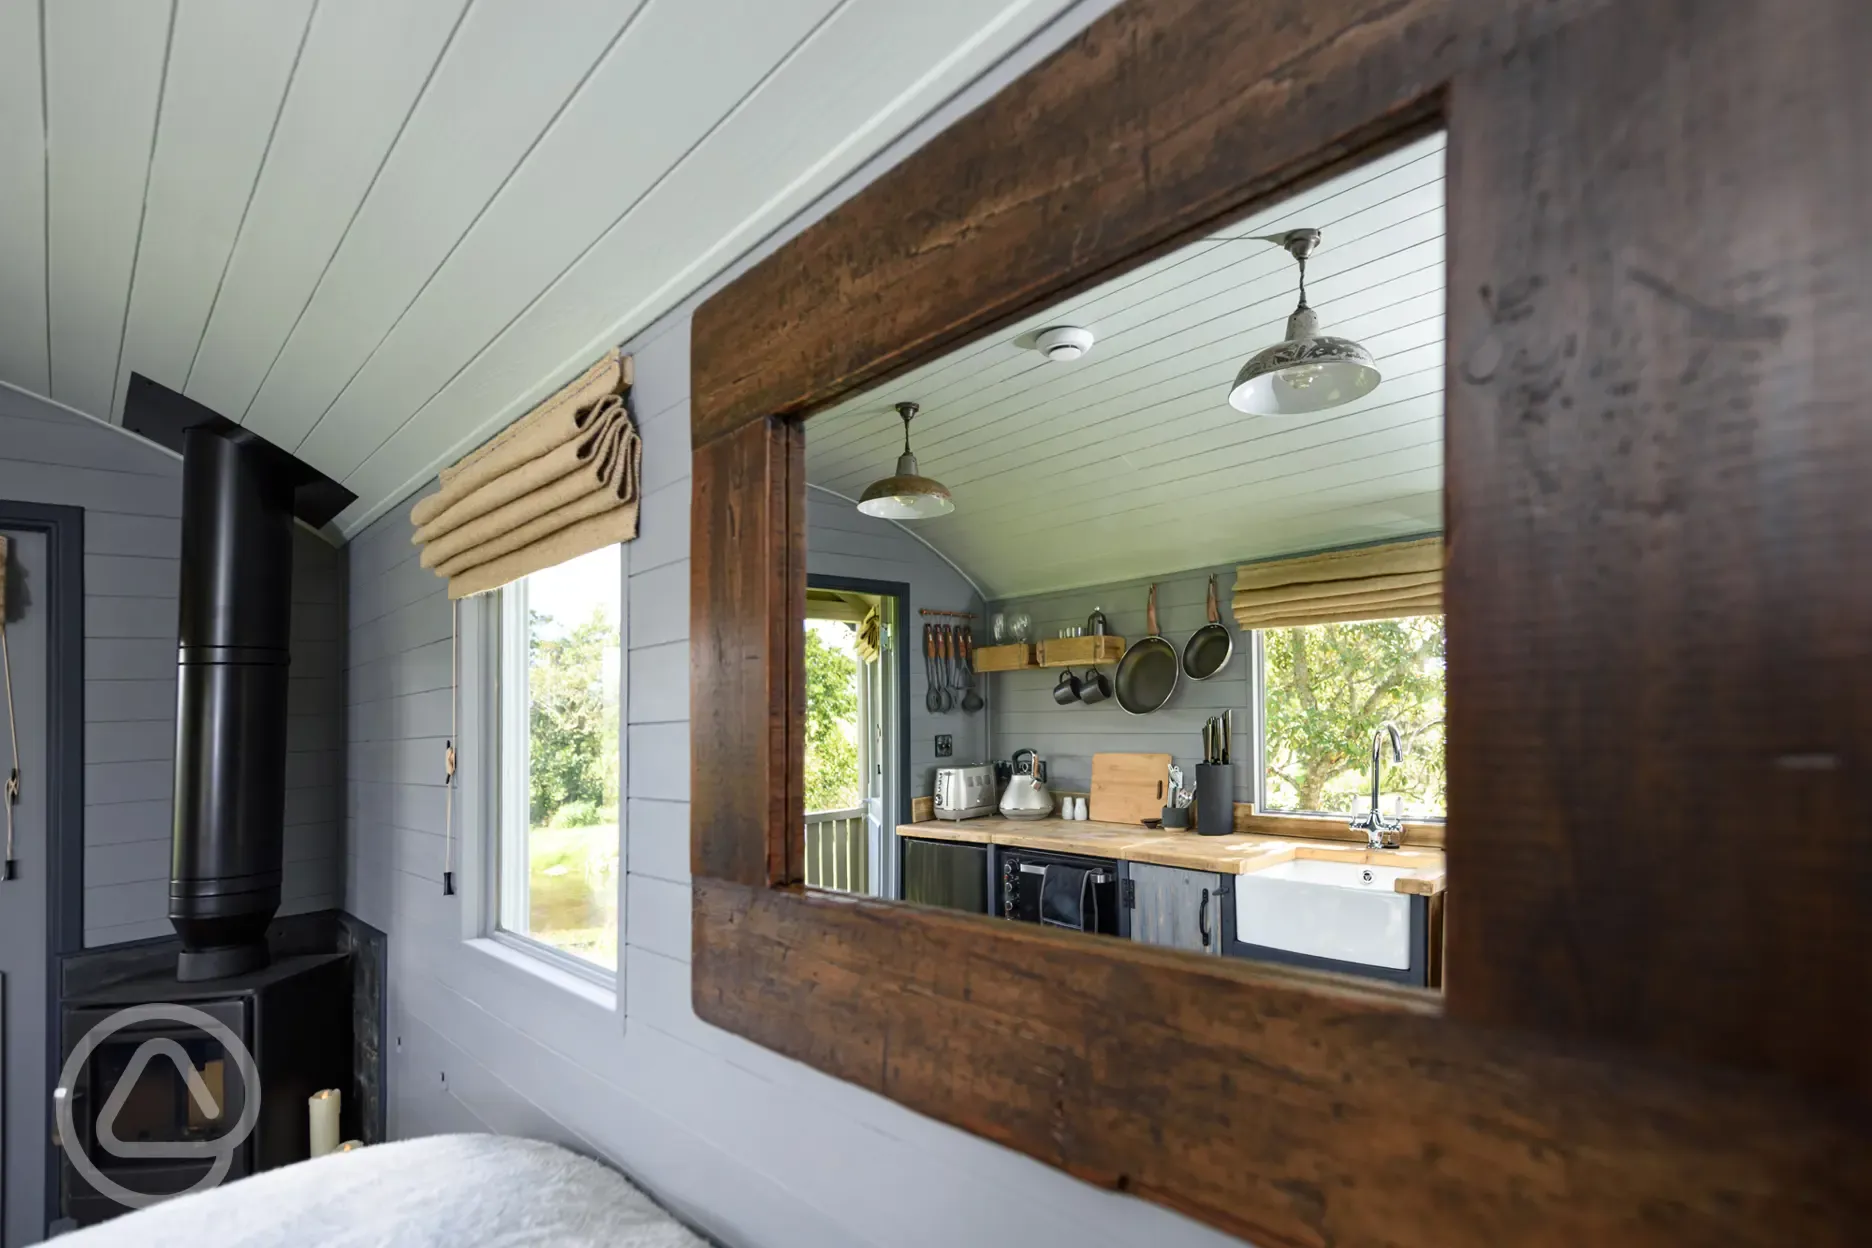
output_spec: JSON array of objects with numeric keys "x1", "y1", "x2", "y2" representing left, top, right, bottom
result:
[{"x1": 58, "y1": 1134, "x2": 705, "y2": 1247}]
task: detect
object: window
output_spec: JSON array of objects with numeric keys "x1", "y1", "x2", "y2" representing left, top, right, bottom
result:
[
  {"x1": 495, "y1": 545, "x2": 622, "y2": 972},
  {"x1": 1259, "y1": 614, "x2": 1446, "y2": 820}
]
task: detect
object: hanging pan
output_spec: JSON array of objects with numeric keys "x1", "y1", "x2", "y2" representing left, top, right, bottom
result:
[
  {"x1": 1182, "y1": 574, "x2": 1234, "y2": 680},
  {"x1": 1114, "y1": 583, "x2": 1179, "y2": 715}
]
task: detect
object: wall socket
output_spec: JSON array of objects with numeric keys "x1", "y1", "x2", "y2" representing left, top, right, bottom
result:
[{"x1": 934, "y1": 734, "x2": 953, "y2": 758}]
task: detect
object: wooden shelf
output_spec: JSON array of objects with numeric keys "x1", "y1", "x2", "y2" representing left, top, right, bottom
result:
[
  {"x1": 1035, "y1": 635, "x2": 1126, "y2": 667},
  {"x1": 971, "y1": 643, "x2": 1035, "y2": 672}
]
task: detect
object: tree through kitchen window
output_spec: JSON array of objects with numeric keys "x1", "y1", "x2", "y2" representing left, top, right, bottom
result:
[{"x1": 1260, "y1": 614, "x2": 1446, "y2": 820}]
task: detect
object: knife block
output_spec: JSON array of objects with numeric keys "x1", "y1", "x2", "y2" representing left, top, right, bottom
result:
[{"x1": 1194, "y1": 763, "x2": 1234, "y2": 837}]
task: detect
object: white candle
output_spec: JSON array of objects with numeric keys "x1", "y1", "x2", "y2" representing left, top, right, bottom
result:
[{"x1": 308, "y1": 1088, "x2": 341, "y2": 1157}]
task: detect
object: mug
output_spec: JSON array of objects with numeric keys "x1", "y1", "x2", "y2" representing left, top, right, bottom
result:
[
  {"x1": 1053, "y1": 669, "x2": 1083, "y2": 705},
  {"x1": 1077, "y1": 667, "x2": 1111, "y2": 704}
]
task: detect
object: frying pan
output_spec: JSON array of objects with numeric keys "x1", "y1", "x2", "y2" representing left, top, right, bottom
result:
[
  {"x1": 1182, "y1": 574, "x2": 1234, "y2": 680},
  {"x1": 1114, "y1": 583, "x2": 1179, "y2": 715}
]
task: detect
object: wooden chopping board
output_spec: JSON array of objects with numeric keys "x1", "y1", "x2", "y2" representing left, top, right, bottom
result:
[{"x1": 1090, "y1": 752, "x2": 1173, "y2": 825}]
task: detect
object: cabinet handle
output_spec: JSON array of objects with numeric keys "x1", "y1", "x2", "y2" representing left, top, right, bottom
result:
[{"x1": 1199, "y1": 887, "x2": 1211, "y2": 947}]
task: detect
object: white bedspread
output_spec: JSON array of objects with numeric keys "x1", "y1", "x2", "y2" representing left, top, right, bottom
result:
[{"x1": 57, "y1": 1134, "x2": 705, "y2": 1247}]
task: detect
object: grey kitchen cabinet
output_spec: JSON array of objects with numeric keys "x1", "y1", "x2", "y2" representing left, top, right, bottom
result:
[{"x1": 1127, "y1": 862, "x2": 1223, "y2": 955}]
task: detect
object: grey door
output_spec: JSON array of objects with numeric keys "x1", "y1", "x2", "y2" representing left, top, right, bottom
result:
[
  {"x1": 0, "y1": 530, "x2": 49, "y2": 1245},
  {"x1": 1129, "y1": 863, "x2": 1222, "y2": 955}
]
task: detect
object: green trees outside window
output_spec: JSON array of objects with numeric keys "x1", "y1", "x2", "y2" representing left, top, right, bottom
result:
[{"x1": 1261, "y1": 614, "x2": 1446, "y2": 819}]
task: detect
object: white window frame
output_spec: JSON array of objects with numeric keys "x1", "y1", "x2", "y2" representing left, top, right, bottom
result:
[
  {"x1": 1250, "y1": 617, "x2": 1449, "y2": 825},
  {"x1": 477, "y1": 576, "x2": 619, "y2": 988}
]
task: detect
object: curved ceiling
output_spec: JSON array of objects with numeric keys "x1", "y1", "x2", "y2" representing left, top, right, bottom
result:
[
  {"x1": 806, "y1": 131, "x2": 1446, "y2": 599},
  {"x1": 0, "y1": 0, "x2": 1082, "y2": 537}
]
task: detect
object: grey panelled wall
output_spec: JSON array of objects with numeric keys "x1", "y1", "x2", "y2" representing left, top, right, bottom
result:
[
  {"x1": 989, "y1": 566, "x2": 1252, "y2": 802},
  {"x1": 804, "y1": 489, "x2": 990, "y2": 797},
  {"x1": 342, "y1": 312, "x2": 1241, "y2": 1248},
  {"x1": 0, "y1": 382, "x2": 345, "y2": 945}
]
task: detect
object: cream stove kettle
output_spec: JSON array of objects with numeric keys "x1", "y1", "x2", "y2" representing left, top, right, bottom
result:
[{"x1": 999, "y1": 748, "x2": 1054, "y2": 821}]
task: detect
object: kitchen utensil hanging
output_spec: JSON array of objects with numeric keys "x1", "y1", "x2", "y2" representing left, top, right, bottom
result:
[
  {"x1": 1182, "y1": 574, "x2": 1234, "y2": 680},
  {"x1": 960, "y1": 626, "x2": 984, "y2": 712},
  {"x1": 935, "y1": 625, "x2": 954, "y2": 712},
  {"x1": 923, "y1": 624, "x2": 942, "y2": 713},
  {"x1": 1114, "y1": 583, "x2": 1178, "y2": 715}
]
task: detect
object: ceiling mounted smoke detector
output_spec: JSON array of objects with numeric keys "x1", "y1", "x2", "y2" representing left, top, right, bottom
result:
[{"x1": 1035, "y1": 326, "x2": 1096, "y2": 362}]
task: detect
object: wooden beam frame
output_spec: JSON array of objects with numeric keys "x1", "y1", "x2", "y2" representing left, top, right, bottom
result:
[{"x1": 689, "y1": 1, "x2": 1871, "y2": 1243}]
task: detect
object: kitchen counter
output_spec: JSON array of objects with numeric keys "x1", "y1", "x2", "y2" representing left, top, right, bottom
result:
[{"x1": 898, "y1": 816, "x2": 1445, "y2": 895}]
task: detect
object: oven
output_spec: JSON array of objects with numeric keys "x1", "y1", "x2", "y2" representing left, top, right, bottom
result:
[{"x1": 997, "y1": 846, "x2": 1125, "y2": 937}]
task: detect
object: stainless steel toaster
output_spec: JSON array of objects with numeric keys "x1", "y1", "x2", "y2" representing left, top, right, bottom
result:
[{"x1": 933, "y1": 764, "x2": 997, "y2": 820}]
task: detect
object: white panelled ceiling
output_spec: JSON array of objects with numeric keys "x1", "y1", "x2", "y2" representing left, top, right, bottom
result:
[
  {"x1": 0, "y1": 0, "x2": 1085, "y2": 537},
  {"x1": 807, "y1": 131, "x2": 1446, "y2": 599}
]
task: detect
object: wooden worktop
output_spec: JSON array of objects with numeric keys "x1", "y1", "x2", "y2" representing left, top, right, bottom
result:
[{"x1": 899, "y1": 815, "x2": 1446, "y2": 895}]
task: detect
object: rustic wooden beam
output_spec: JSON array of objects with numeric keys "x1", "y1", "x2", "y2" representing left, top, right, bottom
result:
[
  {"x1": 689, "y1": 416, "x2": 803, "y2": 887},
  {"x1": 1442, "y1": 0, "x2": 1872, "y2": 1094},
  {"x1": 696, "y1": 878, "x2": 1870, "y2": 1248}
]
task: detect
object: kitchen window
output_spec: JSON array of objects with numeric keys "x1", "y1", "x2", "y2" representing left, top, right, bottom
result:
[
  {"x1": 1258, "y1": 613, "x2": 1446, "y2": 820},
  {"x1": 493, "y1": 544, "x2": 623, "y2": 974}
]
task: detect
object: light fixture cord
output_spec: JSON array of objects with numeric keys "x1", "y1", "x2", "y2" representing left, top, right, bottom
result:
[
  {"x1": 1295, "y1": 254, "x2": 1309, "y2": 310},
  {"x1": 1, "y1": 619, "x2": 16, "y2": 880},
  {"x1": 901, "y1": 409, "x2": 913, "y2": 455},
  {"x1": 442, "y1": 597, "x2": 458, "y2": 897}
]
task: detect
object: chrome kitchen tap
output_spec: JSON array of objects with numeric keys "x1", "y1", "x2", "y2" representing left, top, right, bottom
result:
[{"x1": 1348, "y1": 722, "x2": 1404, "y2": 849}]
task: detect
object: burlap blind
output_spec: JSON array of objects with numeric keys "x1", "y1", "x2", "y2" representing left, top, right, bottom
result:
[
  {"x1": 410, "y1": 350, "x2": 641, "y2": 598},
  {"x1": 1232, "y1": 536, "x2": 1442, "y2": 629}
]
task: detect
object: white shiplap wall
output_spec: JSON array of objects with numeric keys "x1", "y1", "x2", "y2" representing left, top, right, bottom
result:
[{"x1": 0, "y1": 382, "x2": 344, "y2": 946}]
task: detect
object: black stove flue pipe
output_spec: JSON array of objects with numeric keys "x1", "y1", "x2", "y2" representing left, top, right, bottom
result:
[
  {"x1": 170, "y1": 426, "x2": 295, "y2": 980},
  {"x1": 124, "y1": 375, "x2": 354, "y2": 981}
]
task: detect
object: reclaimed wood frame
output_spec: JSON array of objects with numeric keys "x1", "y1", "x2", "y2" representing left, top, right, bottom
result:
[{"x1": 689, "y1": 1, "x2": 1871, "y2": 1244}]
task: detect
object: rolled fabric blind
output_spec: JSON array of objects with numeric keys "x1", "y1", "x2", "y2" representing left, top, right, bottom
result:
[
  {"x1": 410, "y1": 349, "x2": 641, "y2": 598},
  {"x1": 1232, "y1": 536, "x2": 1442, "y2": 629}
]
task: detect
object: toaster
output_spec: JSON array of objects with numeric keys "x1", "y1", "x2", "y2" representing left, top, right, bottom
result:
[{"x1": 933, "y1": 764, "x2": 997, "y2": 820}]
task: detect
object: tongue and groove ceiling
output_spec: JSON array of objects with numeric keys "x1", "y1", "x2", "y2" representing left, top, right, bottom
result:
[
  {"x1": 806, "y1": 131, "x2": 1447, "y2": 599},
  {"x1": 0, "y1": 0, "x2": 1082, "y2": 537}
]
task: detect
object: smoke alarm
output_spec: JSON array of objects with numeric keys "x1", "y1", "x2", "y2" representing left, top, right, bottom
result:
[{"x1": 1035, "y1": 326, "x2": 1095, "y2": 362}]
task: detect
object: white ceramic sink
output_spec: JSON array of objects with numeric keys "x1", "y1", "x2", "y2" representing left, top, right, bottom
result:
[{"x1": 1233, "y1": 858, "x2": 1414, "y2": 970}]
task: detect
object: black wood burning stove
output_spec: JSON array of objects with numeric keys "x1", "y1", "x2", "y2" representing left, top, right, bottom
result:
[{"x1": 58, "y1": 954, "x2": 352, "y2": 1228}]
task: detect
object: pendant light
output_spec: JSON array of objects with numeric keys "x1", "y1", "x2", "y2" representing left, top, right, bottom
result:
[
  {"x1": 1227, "y1": 228, "x2": 1381, "y2": 415},
  {"x1": 857, "y1": 402, "x2": 954, "y2": 520}
]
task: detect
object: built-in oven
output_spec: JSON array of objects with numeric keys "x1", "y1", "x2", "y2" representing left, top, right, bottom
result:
[{"x1": 997, "y1": 846, "x2": 1126, "y2": 937}]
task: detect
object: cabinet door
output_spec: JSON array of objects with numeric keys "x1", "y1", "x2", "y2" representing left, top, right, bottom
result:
[
  {"x1": 902, "y1": 838, "x2": 989, "y2": 914},
  {"x1": 1129, "y1": 863, "x2": 1222, "y2": 955}
]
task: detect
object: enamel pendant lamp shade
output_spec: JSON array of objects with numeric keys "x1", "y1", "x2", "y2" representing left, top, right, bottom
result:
[
  {"x1": 1228, "y1": 228, "x2": 1381, "y2": 415},
  {"x1": 857, "y1": 402, "x2": 954, "y2": 520}
]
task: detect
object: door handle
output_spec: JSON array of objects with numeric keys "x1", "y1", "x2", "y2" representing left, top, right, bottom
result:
[{"x1": 1198, "y1": 887, "x2": 1211, "y2": 947}]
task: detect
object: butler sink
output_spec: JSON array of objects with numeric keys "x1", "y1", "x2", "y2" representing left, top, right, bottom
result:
[{"x1": 1233, "y1": 858, "x2": 1414, "y2": 970}]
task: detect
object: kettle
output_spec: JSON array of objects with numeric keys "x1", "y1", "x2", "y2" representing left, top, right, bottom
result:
[{"x1": 1000, "y1": 748, "x2": 1055, "y2": 821}]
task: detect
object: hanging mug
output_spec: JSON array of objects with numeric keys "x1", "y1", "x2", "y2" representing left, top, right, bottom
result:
[
  {"x1": 1077, "y1": 667, "x2": 1111, "y2": 705},
  {"x1": 1053, "y1": 669, "x2": 1083, "y2": 705}
]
